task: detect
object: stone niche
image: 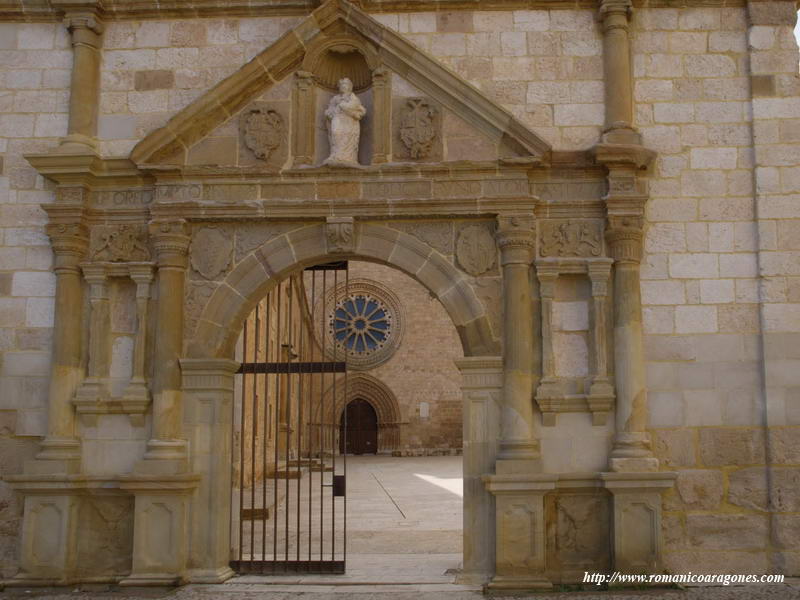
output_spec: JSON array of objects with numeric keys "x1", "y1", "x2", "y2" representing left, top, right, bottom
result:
[{"x1": 545, "y1": 490, "x2": 612, "y2": 583}]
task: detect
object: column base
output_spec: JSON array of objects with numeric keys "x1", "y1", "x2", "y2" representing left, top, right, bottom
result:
[
  {"x1": 497, "y1": 439, "x2": 540, "y2": 462},
  {"x1": 601, "y1": 126, "x2": 641, "y2": 146},
  {"x1": 609, "y1": 457, "x2": 659, "y2": 472},
  {"x1": 118, "y1": 573, "x2": 182, "y2": 587},
  {"x1": 28, "y1": 437, "x2": 81, "y2": 474},
  {"x1": 56, "y1": 133, "x2": 98, "y2": 154},
  {"x1": 186, "y1": 566, "x2": 235, "y2": 583},
  {"x1": 610, "y1": 432, "x2": 657, "y2": 471},
  {"x1": 487, "y1": 575, "x2": 553, "y2": 593}
]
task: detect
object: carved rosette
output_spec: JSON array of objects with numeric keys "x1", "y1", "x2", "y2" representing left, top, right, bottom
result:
[
  {"x1": 149, "y1": 220, "x2": 190, "y2": 268},
  {"x1": 326, "y1": 216, "x2": 355, "y2": 254},
  {"x1": 456, "y1": 225, "x2": 496, "y2": 276},
  {"x1": 241, "y1": 108, "x2": 284, "y2": 160}
]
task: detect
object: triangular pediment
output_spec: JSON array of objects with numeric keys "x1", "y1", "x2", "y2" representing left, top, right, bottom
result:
[{"x1": 130, "y1": 0, "x2": 551, "y2": 168}]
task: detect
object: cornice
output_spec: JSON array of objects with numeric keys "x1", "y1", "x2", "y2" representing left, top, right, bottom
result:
[
  {"x1": 0, "y1": 0, "x2": 749, "y2": 21},
  {"x1": 25, "y1": 152, "x2": 152, "y2": 187}
]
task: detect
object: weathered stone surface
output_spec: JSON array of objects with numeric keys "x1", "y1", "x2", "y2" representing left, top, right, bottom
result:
[
  {"x1": 728, "y1": 467, "x2": 768, "y2": 511},
  {"x1": 667, "y1": 469, "x2": 724, "y2": 511},
  {"x1": 687, "y1": 514, "x2": 768, "y2": 550},
  {"x1": 699, "y1": 428, "x2": 766, "y2": 466},
  {"x1": 652, "y1": 429, "x2": 696, "y2": 468}
]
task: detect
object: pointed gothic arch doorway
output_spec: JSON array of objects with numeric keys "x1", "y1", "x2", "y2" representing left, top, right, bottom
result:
[{"x1": 339, "y1": 399, "x2": 378, "y2": 455}]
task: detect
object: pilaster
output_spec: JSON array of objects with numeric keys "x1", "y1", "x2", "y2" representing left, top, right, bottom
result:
[
  {"x1": 534, "y1": 266, "x2": 560, "y2": 425},
  {"x1": 455, "y1": 356, "x2": 502, "y2": 585},
  {"x1": 371, "y1": 67, "x2": 391, "y2": 164},
  {"x1": 123, "y1": 264, "x2": 155, "y2": 421},
  {"x1": 587, "y1": 260, "x2": 614, "y2": 426},
  {"x1": 292, "y1": 71, "x2": 316, "y2": 167},
  {"x1": 73, "y1": 263, "x2": 111, "y2": 414}
]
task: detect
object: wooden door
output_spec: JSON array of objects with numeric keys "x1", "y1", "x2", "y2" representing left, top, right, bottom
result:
[{"x1": 340, "y1": 399, "x2": 378, "y2": 455}]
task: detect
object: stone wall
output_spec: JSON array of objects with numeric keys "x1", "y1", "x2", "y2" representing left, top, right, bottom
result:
[{"x1": 0, "y1": 22, "x2": 71, "y2": 578}]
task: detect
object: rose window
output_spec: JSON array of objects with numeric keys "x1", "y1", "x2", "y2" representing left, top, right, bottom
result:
[{"x1": 318, "y1": 280, "x2": 404, "y2": 370}]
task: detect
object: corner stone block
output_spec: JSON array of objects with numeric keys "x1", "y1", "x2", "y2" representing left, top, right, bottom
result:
[{"x1": 602, "y1": 473, "x2": 677, "y2": 575}]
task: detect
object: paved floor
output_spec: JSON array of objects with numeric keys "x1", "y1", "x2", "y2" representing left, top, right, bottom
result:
[{"x1": 4, "y1": 456, "x2": 800, "y2": 598}]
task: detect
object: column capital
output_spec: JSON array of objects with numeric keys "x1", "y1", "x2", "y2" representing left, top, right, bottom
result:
[
  {"x1": 496, "y1": 213, "x2": 536, "y2": 265},
  {"x1": 47, "y1": 222, "x2": 89, "y2": 271},
  {"x1": 80, "y1": 262, "x2": 108, "y2": 284},
  {"x1": 149, "y1": 219, "x2": 190, "y2": 267},
  {"x1": 129, "y1": 263, "x2": 155, "y2": 286},
  {"x1": 599, "y1": 0, "x2": 632, "y2": 23},
  {"x1": 372, "y1": 66, "x2": 390, "y2": 86},
  {"x1": 588, "y1": 260, "x2": 613, "y2": 295},
  {"x1": 63, "y1": 11, "x2": 104, "y2": 48},
  {"x1": 294, "y1": 70, "x2": 315, "y2": 89},
  {"x1": 605, "y1": 217, "x2": 644, "y2": 264},
  {"x1": 535, "y1": 265, "x2": 559, "y2": 297}
]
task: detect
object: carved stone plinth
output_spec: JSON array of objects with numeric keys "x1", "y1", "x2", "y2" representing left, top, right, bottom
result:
[
  {"x1": 484, "y1": 470, "x2": 557, "y2": 592},
  {"x1": 601, "y1": 472, "x2": 676, "y2": 576},
  {"x1": 119, "y1": 475, "x2": 200, "y2": 586}
]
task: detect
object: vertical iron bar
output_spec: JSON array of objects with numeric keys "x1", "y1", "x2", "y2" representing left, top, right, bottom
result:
[
  {"x1": 295, "y1": 277, "x2": 304, "y2": 563},
  {"x1": 285, "y1": 276, "x2": 293, "y2": 567},
  {"x1": 238, "y1": 314, "x2": 248, "y2": 564},
  {"x1": 261, "y1": 294, "x2": 275, "y2": 573},
  {"x1": 273, "y1": 282, "x2": 282, "y2": 567},
  {"x1": 331, "y1": 267, "x2": 337, "y2": 562},
  {"x1": 250, "y1": 303, "x2": 259, "y2": 564},
  {"x1": 343, "y1": 262, "x2": 348, "y2": 566},
  {"x1": 320, "y1": 269, "x2": 326, "y2": 563},
  {"x1": 308, "y1": 270, "x2": 316, "y2": 567}
]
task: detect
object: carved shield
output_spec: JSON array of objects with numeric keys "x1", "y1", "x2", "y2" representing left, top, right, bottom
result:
[
  {"x1": 399, "y1": 98, "x2": 437, "y2": 159},
  {"x1": 456, "y1": 225, "x2": 496, "y2": 277},
  {"x1": 242, "y1": 108, "x2": 284, "y2": 160}
]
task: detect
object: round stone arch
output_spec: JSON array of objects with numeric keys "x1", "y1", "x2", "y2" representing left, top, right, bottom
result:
[
  {"x1": 186, "y1": 222, "x2": 498, "y2": 361},
  {"x1": 313, "y1": 373, "x2": 402, "y2": 454}
]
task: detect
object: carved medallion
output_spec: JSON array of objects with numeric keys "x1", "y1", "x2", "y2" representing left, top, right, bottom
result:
[
  {"x1": 456, "y1": 225, "x2": 496, "y2": 277},
  {"x1": 241, "y1": 108, "x2": 284, "y2": 160},
  {"x1": 190, "y1": 227, "x2": 232, "y2": 280},
  {"x1": 399, "y1": 98, "x2": 437, "y2": 159},
  {"x1": 539, "y1": 220, "x2": 602, "y2": 258},
  {"x1": 93, "y1": 224, "x2": 150, "y2": 262}
]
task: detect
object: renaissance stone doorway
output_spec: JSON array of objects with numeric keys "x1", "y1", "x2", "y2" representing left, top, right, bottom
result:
[{"x1": 340, "y1": 400, "x2": 378, "y2": 455}]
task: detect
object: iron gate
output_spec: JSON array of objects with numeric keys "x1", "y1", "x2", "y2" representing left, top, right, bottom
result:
[{"x1": 231, "y1": 261, "x2": 350, "y2": 574}]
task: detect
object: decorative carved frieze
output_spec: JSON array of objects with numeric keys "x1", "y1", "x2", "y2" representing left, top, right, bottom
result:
[
  {"x1": 240, "y1": 108, "x2": 284, "y2": 160},
  {"x1": 92, "y1": 224, "x2": 150, "y2": 262},
  {"x1": 325, "y1": 216, "x2": 355, "y2": 254},
  {"x1": 399, "y1": 98, "x2": 438, "y2": 159},
  {"x1": 456, "y1": 224, "x2": 496, "y2": 277},
  {"x1": 539, "y1": 221, "x2": 602, "y2": 258},
  {"x1": 190, "y1": 227, "x2": 232, "y2": 280}
]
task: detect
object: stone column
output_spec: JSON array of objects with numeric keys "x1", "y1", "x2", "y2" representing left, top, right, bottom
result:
[
  {"x1": 139, "y1": 220, "x2": 190, "y2": 471},
  {"x1": 123, "y1": 264, "x2": 154, "y2": 416},
  {"x1": 587, "y1": 260, "x2": 614, "y2": 425},
  {"x1": 73, "y1": 264, "x2": 110, "y2": 409},
  {"x1": 598, "y1": 0, "x2": 639, "y2": 146},
  {"x1": 292, "y1": 71, "x2": 316, "y2": 166},
  {"x1": 606, "y1": 211, "x2": 657, "y2": 472},
  {"x1": 495, "y1": 213, "x2": 539, "y2": 462},
  {"x1": 60, "y1": 12, "x2": 104, "y2": 153},
  {"x1": 34, "y1": 223, "x2": 88, "y2": 470},
  {"x1": 371, "y1": 67, "x2": 391, "y2": 164},
  {"x1": 455, "y1": 357, "x2": 502, "y2": 585}
]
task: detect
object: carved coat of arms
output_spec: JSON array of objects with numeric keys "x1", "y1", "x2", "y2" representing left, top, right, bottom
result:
[
  {"x1": 241, "y1": 108, "x2": 284, "y2": 160},
  {"x1": 456, "y1": 225, "x2": 496, "y2": 277},
  {"x1": 399, "y1": 98, "x2": 437, "y2": 159},
  {"x1": 93, "y1": 225, "x2": 150, "y2": 262}
]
